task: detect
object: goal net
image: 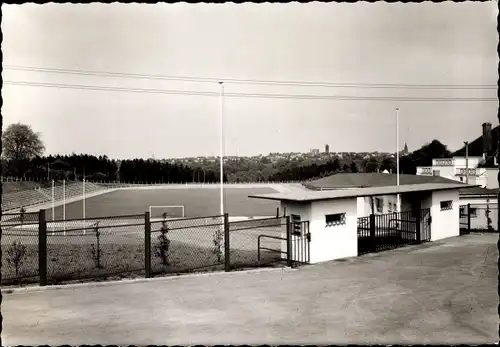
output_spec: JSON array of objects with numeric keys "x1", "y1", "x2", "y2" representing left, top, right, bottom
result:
[{"x1": 149, "y1": 205, "x2": 185, "y2": 221}]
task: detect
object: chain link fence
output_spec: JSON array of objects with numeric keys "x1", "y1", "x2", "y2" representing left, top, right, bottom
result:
[
  {"x1": 228, "y1": 217, "x2": 288, "y2": 270},
  {"x1": 149, "y1": 215, "x2": 226, "y2": 276},
  {"x1": 2, "y1": 212, "x2": 40, "y2": 284},
  {"x1": 46, "y1": 214, "x2": 145, "y2": 283},
  {"x1": 2, "y1": 210, "x2": 307, "y2": 287}
]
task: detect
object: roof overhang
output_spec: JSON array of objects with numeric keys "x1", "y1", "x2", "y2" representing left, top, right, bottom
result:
[
  {"x1": 459, "y1": 194, "x2": 498, "y2": 198},
  {"x1": 249, "y1": 183, "x2": 481, "y2": 203}
]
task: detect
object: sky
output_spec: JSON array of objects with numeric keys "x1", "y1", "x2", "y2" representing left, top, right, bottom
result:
[{"x1": 2, "y1": 2, "x2": 498, "y2": 159}]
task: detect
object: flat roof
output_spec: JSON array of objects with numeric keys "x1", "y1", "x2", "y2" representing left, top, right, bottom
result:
[
  {"x1": 459, "y1": 186, "x2": 498, "y2": 197},
  {"x1": 249, "y1": 183, "x2": 480, "y2": 202}
]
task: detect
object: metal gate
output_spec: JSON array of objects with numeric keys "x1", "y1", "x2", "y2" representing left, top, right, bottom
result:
[
  {"x1": 255, "y1": 219, "x2": 310, "y2": 267},
  {"x1": 290, "y1": 220, "x2": 310, "y2": 266},
  {"x1": 357, "y1": 208, "x2": 431, "y2": 255}
]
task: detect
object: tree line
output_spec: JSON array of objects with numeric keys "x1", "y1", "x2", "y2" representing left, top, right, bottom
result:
[
  {"x1": 1, "y1": 122, "x2": 453, "y2": 183},
  {"x1": 2, "y1": 155, "x2": 227, "y2": 183}
]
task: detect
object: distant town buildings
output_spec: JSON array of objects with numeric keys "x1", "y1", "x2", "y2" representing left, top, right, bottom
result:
[
  {"x1": 325, "y1": 144, "x2": 330, "y2": 154},
  {"x1": 310, "y1": 148, "x2": 320, "y2": 155}
]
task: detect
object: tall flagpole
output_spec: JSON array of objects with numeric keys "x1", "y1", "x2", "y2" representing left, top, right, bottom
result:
[
  {"x1": 63, "y1": 179, "x2": 66, "y2": 235},
  {"x1": 83, "y1": 177, "x2": 86, "y2": 220},
  {"x1": 396, "y1": 107, "x2": 401, "y2": 213},
  {"x1": 219, "y1": 81, "x2": 225, "y2": 217},
  {"x1": 51, "y1": 179, "x2": 55, "y2": 221},
  {"x1": 83, "y1": 176, "x2": 86, "y2": 235}
]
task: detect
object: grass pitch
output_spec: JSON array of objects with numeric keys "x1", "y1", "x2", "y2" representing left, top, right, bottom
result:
[{"x1": 45, "y1": 187, "x2": 280, "y2": 220}]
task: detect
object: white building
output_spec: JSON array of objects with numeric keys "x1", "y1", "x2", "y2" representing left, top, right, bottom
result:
[
  {"x1": 250, "y1": 181, "x2": 470, "y2": 264},
  {"x1": 301, "y1": 172, "x2": 475, "y2": 218},
  {"x1": 416, "y1": 122, "x2": 498, "y2": 190},
  {"x1": 458, "y1": 187, "x2": 498, "y2": 231}
]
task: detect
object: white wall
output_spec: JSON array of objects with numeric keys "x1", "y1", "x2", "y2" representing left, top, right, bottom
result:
[
  {"x1": 459, "y1": 196, "x2": 497, "y2": 206},
  {"x1": 485, "y1": 168, "x2": 499, "y2": 189},
  {"x1": 357, "y1": 197, "x2": 371, "y2": 217},
  {"x1": 458, "y1": 197, "x2": 498, "y2": 230},
  {"x1": 356, "y1": 195, "x2": 399, "y2": 217},
  {"x1": 429, "y1": 189, "x2": 460, "y2": 241},
  {"x1": 280, "y1": 201, "x2": 311, "y2": 222},
  {"x1": 308, "y1": 197, "x2": 358, "y2": 263},
  {"x1": 452, "y1": 157, "x2": 482, "y2": 168},
  {"x1": 429, "y1": 165, "x2": 456, "y2": 180}
]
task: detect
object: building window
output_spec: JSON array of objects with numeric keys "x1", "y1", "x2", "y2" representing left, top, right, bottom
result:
[
  {"x1": 460, "y1": 206, "x2": 478, "y2": 218},
  {"x1": 459, "y1": 177, "x2": 464, "y2": 182},
  {"x1": 440, "y1": 200, "x2": 453, "y2": 211},
  {"x1": 388, "y1": 202, "x2": 393, "y2": 213},
  {"x1": 433, "y1": 170, "x2": 441, "y2": 176},
  {"x1": 375, "y1": 197, "x2": 383, "y2": 213},
  {"x1": 325, "y1": 213, "x2": 346, "y2": 227},
  {"x1": 291, "y1": 214, "x2": 302, "y2": 235},
  {"x1": 459, "y1": 206, "x2": 466, "y2": 217},
  {"x1": 470, "y1": 208, "x2": 478, "y2": 218}
]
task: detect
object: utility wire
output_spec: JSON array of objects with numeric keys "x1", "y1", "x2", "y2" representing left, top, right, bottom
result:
[
  {"x1": 5, "y1": 80, "x2": 498, "y2": 102},
  {"x1": 4, "y1": 64, "x2": 497, "y2": 90}
]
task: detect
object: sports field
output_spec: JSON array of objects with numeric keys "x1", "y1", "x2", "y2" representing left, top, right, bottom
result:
[{"x1": 45, "y1": 187, "x2": 280, "y2": 220}]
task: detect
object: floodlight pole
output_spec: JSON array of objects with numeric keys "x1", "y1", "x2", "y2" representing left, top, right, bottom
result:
[
  {"x1": 464, "y1": 141, "x2": 469, "y2": 184},
  {"x1": 396, "y1": 107, "x2": 401, "y2": 213},
  {"x1": 63, "y1": 179, "x2": 66, "y2": 235},
  {"x1": 51, "y1": 179, "x2": 55, "y2": 221},
  {"x1": 219, "y1": 81, "x2": 225, "y2": 217},
  {"x1": 83, "y1": 178, "x2": 86, "y2": 219}
]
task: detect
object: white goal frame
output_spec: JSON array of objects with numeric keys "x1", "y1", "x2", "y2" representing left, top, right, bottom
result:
[{"x1": 149, "y1": 205, "x2": 185, "y2": 220}]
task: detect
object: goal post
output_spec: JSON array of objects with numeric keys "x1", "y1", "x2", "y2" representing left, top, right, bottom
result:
[{"x1": 149, "y1": 205, "x2": 185, "y2": 221}]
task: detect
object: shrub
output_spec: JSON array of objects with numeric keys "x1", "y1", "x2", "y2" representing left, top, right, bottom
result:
[
  {"x1": 6, "y1": 241, "x2": 27, "y2": 277},
  {"x1": 90, "y1": 222, "x2": 103, "y2": 269},
  {"x1": 212, "y1": 226, "x2": 224, "y2": 264},
  {"x1": 154, "y1": 212, "x2": 171, "y2": 266}
]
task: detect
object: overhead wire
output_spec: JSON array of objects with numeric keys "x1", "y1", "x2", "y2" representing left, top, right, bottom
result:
[
  {"x1": 3, "y1": 64, "x2": 497, "y2": 90},
  {"x1": 4, "y1": 80, "x2": 498, "y2": 102}
]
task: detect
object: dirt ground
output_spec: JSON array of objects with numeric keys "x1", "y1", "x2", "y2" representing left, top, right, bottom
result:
[{"x1": 2, "y1": 233, "x2": 498, "y2": 345}]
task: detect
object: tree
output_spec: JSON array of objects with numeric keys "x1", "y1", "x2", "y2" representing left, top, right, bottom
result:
[
  {"x1": 400, "y1": 155, "x2": 416, "y2": 175},
  {"x1": 2, "y1": 123, "x2": 45, "y2": 161},
  {"x1": 350, "y1": 161, "x2": 359, "y2": 173},
  {"x1": 411, "y1": 139, "x2": 451, "y2": 167},
  {"x1": 380, "y1": 156, "x2": 396, "y2": 173},
  {"x1": 364, "y1": 157, "x2": 379, "y2": 173}
]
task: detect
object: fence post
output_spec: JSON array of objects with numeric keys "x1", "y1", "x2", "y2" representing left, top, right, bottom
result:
[
  {"x1": 144, "y1": 212, "x2": 152, "y2": 278},
  {"x1": 467, "y1": 203, "x2": 471, "y2": 232},
  {"x1": 415, "y1": 208, "x2": 421, "y2": 244},
  {"x1": 286, "y1": 215, "x2": 292, "y2": 267},
  {"x1": 224, "y1": 213, "x2": 230, "y2": 272},
  {"x1": 38, "y1": 209, "x2": 47, "y2": 286},
  {"x1": 369, "y1": 214, "x2": 376, "y2": 252}
]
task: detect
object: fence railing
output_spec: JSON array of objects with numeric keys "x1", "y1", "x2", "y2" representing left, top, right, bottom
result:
[
  {"x1": 357, "y1": 208, "x2": 431, "y2": 255},
  {"x1": 1, "y1": 211, "x2": 305, "y2": 286},
  {"x1": 459, "y1": 203, "x2": 498, "y2": 234}
]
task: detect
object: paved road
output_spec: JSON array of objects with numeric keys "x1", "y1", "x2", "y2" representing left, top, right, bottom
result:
[{"x1": 2, "y1": 233, "x2": 498, "y2": 345}]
